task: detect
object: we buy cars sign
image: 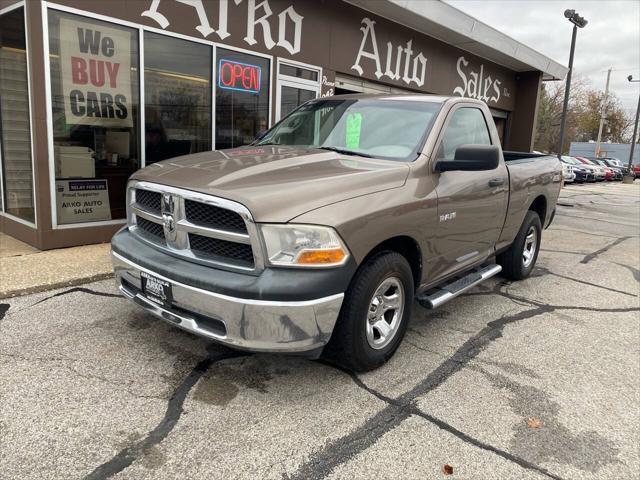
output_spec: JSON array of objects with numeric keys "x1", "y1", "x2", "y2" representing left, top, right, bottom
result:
[{"x1": 60, "y1": 18, "x2": 133, "y2": 127}]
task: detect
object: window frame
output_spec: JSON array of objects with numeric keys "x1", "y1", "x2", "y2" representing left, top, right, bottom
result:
[
  {"x1": 0, "y1": 0, "x2": 37, "y2": 228},
  {"x1": 42, "y1": 1, "x2": 275, "y2": 229},
  {"x1": 431, "y1": 104, "x2": 494, "y2": 164},
  {"x1": 143, "y1": 29, "x2": 214, "y2": 165},
  {"x1": 275, "y1": 58, "x2": 321, "y2": 122}
]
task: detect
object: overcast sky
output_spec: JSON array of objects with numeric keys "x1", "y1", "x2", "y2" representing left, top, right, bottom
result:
[{"x1": 445, "y1": 0, "x2": 640, "y2": 114}]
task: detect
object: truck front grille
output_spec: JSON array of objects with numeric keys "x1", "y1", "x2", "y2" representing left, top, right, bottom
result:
[
  {"x1": 185, "y1": 200, "x2": 247, "y2": 233},
  {"x1": 135, "y1": 189, "x2": 161, "y2": 214},
  {"x1": 188, "y1": 233, "x2": 254, "y2": 268},
  {"x1": 128, "y1": 183, "x2": 261, "y2": 273},
  {"x1": 136, "y1": 216, "x2": 165, "y2": 244}
]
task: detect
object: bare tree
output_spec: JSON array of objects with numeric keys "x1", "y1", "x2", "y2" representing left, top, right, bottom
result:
[{"x1": 533, "y1": 75, "x2": 632, "y2": 154}]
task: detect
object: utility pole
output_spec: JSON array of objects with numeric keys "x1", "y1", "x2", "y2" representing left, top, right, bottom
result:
[
  {"x1": 625, "y1": 75, "x2": 640, "y2": 184},
  {"x1": 594, "y1": 68, "x2": 612, "y2": 158}
]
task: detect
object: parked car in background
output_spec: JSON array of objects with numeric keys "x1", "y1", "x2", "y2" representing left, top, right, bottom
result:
[
  {"x1": 633, "y1": 164, "x2": 640, "y2": 179},
  {"x1": 591, "y1": 159, "x2": 622, "y2": 181},
  {"x1": 575, "y1": 157, "x2": 606, "y2": 181},
  {"x1": 560, "y1": 156, "x2": 592, "y2": 183},
  {"x1": 601, "y1": 157, "x2": 629, "y2": 177},
  {"x1": 591, "y1": 159, "x2": 616, "y2": 181},
  {"x1": 561, "y1": 162, "x2": 576, "y2": 183}
]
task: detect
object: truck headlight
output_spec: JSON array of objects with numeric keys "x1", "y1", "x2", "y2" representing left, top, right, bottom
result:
[{"x1": 260, "y1": 224, "x2": 350, "y2": 267}]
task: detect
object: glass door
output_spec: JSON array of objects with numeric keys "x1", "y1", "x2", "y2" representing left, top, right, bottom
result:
[{"x1": 276, "y1": 62, "x2": 321, "y2": 121}]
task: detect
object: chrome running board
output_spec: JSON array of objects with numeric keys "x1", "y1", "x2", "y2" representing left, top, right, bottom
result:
[{"x1": 417, "y1": 264, "x2": 502, "y2": 309}]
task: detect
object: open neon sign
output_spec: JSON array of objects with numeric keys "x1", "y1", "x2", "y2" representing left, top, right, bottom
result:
[{"x1": 218, "y1": 59, "x2": 262, "y2": 94}]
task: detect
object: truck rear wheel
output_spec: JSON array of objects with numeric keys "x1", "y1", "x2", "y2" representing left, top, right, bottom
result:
[
  {"x1": 324, "y1": 251, "x2": 414, "y2": 372},
  {"x1": 497, "y1": 210, "x2": 541, "y2": 280}
]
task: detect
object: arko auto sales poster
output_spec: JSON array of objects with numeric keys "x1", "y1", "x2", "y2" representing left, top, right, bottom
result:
[
  {"x1": 56, "y1": 179, "x2": 112, "y2": 224},
  {"x1": 59, "y1": 17, "x2": 133, "y2": 127}
]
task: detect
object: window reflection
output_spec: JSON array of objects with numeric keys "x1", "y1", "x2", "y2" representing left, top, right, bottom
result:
[
  {"x1": 144, "y1": 32, "x2": 212, "y2": 164},
  {"x1": 0, "y1": 7, "x2": 34, "y2": 222}
]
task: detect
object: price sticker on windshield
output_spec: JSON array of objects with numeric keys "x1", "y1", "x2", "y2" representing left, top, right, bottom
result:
[{"x1": 345, "y1": 112, "x2": 362, "y2": 149}]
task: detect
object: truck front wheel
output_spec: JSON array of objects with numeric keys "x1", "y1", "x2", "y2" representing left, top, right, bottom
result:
[
  {"x1": 324, "y1": 252, "x2": 414, "y2": 372},
  {"x1": 497, "y1": 210, "x2": 542, "y2": 280}
]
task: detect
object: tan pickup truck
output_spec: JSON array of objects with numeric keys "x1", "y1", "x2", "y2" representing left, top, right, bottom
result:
[{"x1": 112, "y1": 94, "x2": 562, "y2": 371}]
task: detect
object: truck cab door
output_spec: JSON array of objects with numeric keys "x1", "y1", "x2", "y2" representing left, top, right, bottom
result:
[{"x1": 429, "y1": 105, "x2": 508, "y2": 282}]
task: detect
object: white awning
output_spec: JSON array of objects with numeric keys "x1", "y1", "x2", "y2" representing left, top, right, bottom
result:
[{"x1": 344, "y1": 0, "x2": 568, "y2": 80}]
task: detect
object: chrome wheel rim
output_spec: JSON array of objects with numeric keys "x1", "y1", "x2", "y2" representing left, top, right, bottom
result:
[
  {"x1": 522, "y1": 226, "x2": 537, "y2": 268},
  {"x1": 366, "y1": 277, "x2": 405, "y2": 350}
]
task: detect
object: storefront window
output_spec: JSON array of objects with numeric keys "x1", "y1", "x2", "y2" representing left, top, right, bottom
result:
[
  {"x1": 48, "y1": 11, "x2": 139, "y2": 225},
  {"x1": 144, "y1": 32, "x2": 212, "y2": 164},
  {"x1": 0, "y1": 7, "x2": 34, "y2": 223},
  {"x1": 215, "y1": 49, "x2": 270, "y2": 149}
]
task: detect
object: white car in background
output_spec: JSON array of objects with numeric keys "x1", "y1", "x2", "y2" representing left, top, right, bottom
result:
[{"x1": 562, "y1": 162, "x2": 576, "y2": 183}]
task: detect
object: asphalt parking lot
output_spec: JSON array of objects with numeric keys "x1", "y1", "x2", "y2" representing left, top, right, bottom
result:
[{"x1": 1, "y1": 181, "x2": 638, "y2": 480}]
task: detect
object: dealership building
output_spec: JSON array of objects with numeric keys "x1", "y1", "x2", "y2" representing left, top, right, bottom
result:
[{"x1": 0, "y1": 0, "x2": 567, "y2": 249}]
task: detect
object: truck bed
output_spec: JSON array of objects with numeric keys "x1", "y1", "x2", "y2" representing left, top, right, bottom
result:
[
  {"x1": 503, "y1": 151, "x2": 551, "y2": 163},
  {"x1": 498, "y1": 152, "x2": 562, "y2": 249}
]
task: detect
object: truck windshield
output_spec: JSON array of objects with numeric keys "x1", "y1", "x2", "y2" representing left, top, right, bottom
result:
[{"x1": 256, "y1": 98, "x2": 441, "y2": 161}]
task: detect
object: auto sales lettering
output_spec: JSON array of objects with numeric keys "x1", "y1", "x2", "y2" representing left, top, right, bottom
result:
[{"x1": 60, "y1": 18, "x2": 133, "y2": 127}]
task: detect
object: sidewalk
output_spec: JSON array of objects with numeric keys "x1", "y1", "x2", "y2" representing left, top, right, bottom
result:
[{"x1": 0, "y1": 232, "x2": 113, "y2": 299}]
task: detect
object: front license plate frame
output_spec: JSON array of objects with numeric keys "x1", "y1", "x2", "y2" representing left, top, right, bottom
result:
[{"x1": 140, "y1": 271, "x2": 173, "y2": 308}]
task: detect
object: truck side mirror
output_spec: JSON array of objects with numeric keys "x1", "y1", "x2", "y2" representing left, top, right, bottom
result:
[{"x1": 435, "y1": 145, "x2": 500, "y2": 172}]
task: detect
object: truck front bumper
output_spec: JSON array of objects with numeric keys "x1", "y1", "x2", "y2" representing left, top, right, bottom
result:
[{"x1": 113, "y1": 251, "x2": 344, "y2": 354}]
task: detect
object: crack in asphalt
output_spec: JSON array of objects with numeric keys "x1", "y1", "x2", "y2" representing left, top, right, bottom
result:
[
  {"x1": 614, "y1": 262, "x2": 640, "y2": 283},
  {"x1": 556, "y1": 212, "x2": 636, "y2": 227},
  {"x1": 547, "y1": 227, "x2": 627, "y2": 239},
  {"x1": 287, "y1": 302, "x2": 639, "y2": 480},
  {"x1": 0, "y1": 355, "x2": 171, "y2": 400},
  {"x1": 0, "y1": 303, "x2": 9, "y2": 321},
  {"x1": 318, "y1": 361, "x2": 564, "y2": 480},
  {"x1": 533, "y1": 266, "x2": 637, "y2": 297},
  {"x1": 32, "y1": 286, "x2": 122, "y2": 306},
  {"x1": 580, "y1": 236, "x2": 631, "y2": 264},
  {"x1": 83, "y1": 349, "x2": 245, "y2": 480},
  {"x1": 2, "y1": 286, "x2": 123, "y2": 317}
]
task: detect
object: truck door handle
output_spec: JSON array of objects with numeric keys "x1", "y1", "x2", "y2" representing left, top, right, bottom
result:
[{"x1": 488, "y1": 178, "x2": 505, "y2": 187}]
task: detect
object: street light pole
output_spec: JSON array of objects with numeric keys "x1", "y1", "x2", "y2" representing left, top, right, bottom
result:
[
  {"x1": 557, "y1": 10, "x2": 587, "y2": 160},
  {"x1": 595, "y1": 67, "x2": 612, "y2": 158},
  {"x1": 624, "y1": 75, "x2": 640, "y2": 183}
]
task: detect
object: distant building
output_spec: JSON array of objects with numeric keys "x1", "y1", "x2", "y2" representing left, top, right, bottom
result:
[{"x1": 570, "y1": 142, "x2": 640, "y2": 164}]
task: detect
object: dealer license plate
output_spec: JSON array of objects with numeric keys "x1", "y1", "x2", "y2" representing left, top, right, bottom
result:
[{"x1": 140, "y1": 271, "x2": 173, "y2": 308}]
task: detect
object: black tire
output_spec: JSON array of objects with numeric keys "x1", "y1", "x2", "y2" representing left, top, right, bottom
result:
[
  {"x1": 323, "y1": 251, "x2": 414, "y2": 372},
  {"x1": 497, "y1": 210, "x2": 542, "y2": 280}
]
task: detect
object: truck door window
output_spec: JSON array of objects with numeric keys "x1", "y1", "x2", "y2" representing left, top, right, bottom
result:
[{"x1": 438, "y1": 108, "x2": 491, "y2": 160}]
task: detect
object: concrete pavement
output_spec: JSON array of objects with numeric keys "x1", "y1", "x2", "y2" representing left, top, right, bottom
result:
[
  {"x1": 0, "y1": 181, "x2": 638, "y2": 479},
  {"x1": 0, "y1": 233, "x2": 112, "y2": 299}
]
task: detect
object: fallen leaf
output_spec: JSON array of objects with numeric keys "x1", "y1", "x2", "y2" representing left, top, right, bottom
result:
[
  {"x1": 443, "y1": 464, "x2": 454, "y2": 475},
  {"x1": 527, "y1": 417, "x2": 543, "y2": 428}
]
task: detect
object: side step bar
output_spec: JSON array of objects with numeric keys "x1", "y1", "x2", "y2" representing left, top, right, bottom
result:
[{"x1": 416, "y1": 264, "x2": 502, "y2": 309}]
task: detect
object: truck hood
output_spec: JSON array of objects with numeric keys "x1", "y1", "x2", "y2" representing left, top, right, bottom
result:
[{"x1": 131, "y1": 146, "x2": 410, "y2": 222}]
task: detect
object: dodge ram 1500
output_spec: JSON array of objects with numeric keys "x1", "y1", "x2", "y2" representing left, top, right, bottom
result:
[{"x1": 112, "y1": 94, "x2": 562, "y2": 371}]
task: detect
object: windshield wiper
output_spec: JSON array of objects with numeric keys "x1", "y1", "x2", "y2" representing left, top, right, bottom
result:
[{"x1": 318, "y1": 146, "x2": 373, "y2": 158}]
